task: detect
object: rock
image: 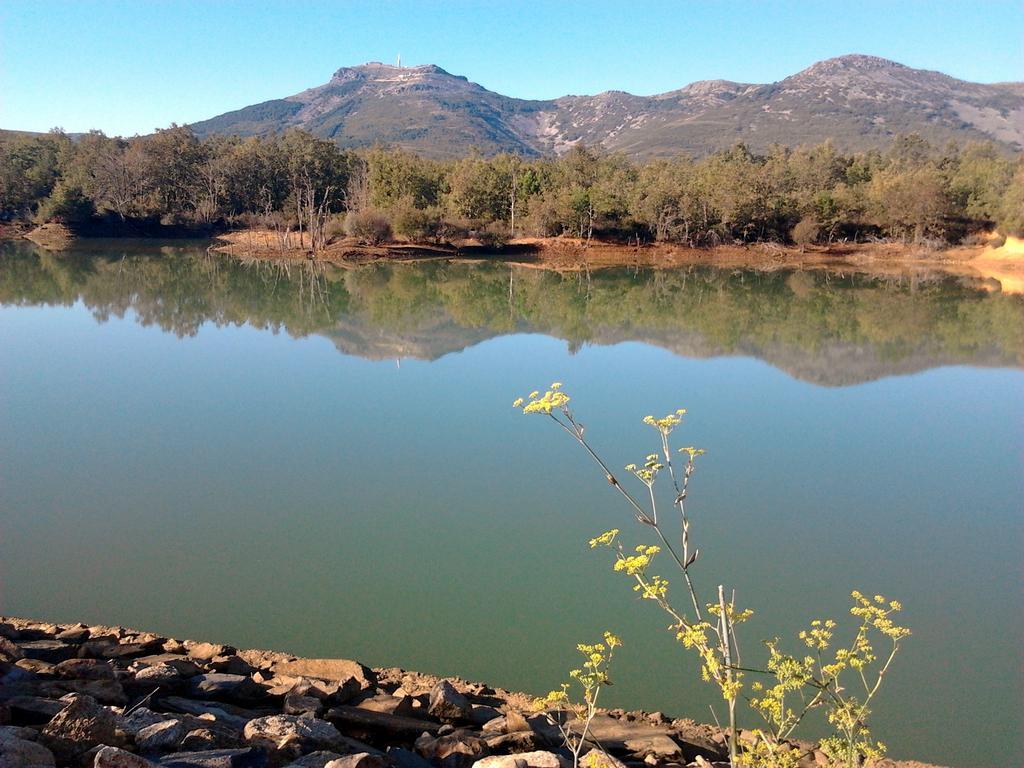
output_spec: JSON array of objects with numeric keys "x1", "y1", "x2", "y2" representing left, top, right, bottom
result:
[
  {"x1": 572, "y1": 715, "x2": 682, "y2": 760},
  {"x1": 15, "y1": 658, "x2": 55, "y2": 674},
  {"x1": 157, "y1": 749, "x2": 267, "y2": 768},
  {"x1": 119, "y1": 708, "x2": 173, "y2": 738},
  {"x1": 385, "y1": 748, "x2": 433, "y2": 768},
  {"x1": 325, "y1": 706, "x2": 441, "y2": 735},
  {"x1": 234, "y1": 651, "x2": 289, "y2": 673},
  {"x1": 135, "y1": 663, "x2": 189, "y2": 685},
  {"x1": 243, "y1": 715, "x2": 345, "y2": 759},
  {"x1": 324, "y1": 754, "x2": 388, "y2": 768},
  {"x1": 189, "y1": 675, "x2": 264, "y2": 702},
  {"x1": 103, "y1": 643, "x2": 164, "y2": 660},
  {"x1": 472, "y1": 752, "x2": 567, "y2": 768},
  {"x1": 282, "y1": 694, "x2": 322, "y2": 717},
  {"x1": 178, "y1": 728, "x2": 243, "y2": 752},
  {"x1": 160, "y1": 698, "x2": 253, "y2": 732},
  {"x1": 0, "y1": 730, "x2": 56, "y2": 766},
  {"x1": 0, "y1": 637, "x2": 23, "y2": 662},
  {"x1": 468, "y1": 706, "x2": 501, "y2": 726},
  {"x1": 414, "y1": 732, "x2": 488, "y2": 768},
  {"x1": 428, "y1": 682, "x2": 472, "y2": 722},
  {"x1": 39, "y1": 694, "x2": 120, "y2": 763},
  {"x1": 272, "y1": 660, "x2": 374, "y2": 694},
  {"x1": 133, "y1": 656, "x2": 204, "y2": 678},
  {"x1": 137, "y1": 720, "x2": 187, "y2": 752},
  {"x1": 4, "y1": 696, "x2": 66, "y2": 726},
  {"x1": 504, "y1": 710, "x2": 530, "y2": 733},
  {"x1": 54, "y1": 659, "x2": 117, "y2": 680},
  {"x1": 55, "y1": 626, "x2": 91, "y2": 644},
  {"x1": 353, "y1": 695, "x2": 418, "y2": 719},
  {"x1": 94, "y1": 746, "x2": 158, "y2": 768},
  {"x1": 209, "y1": 657, "x2": 256, "y2": 677},
  {"x1": 19, "y1": 640, "x2": 76, "y2": 664},
  {"x1": 0, "y1": 726, "x2": 38, "y2": 741},
  {"x1": 480, "y1": 732, "x2": 539, "y2": 752},
  {"x1": 187, "y1": 644, "x2": 235, "y2": 663},
  {"x1": 41, "y1": 678, "x2": 127, "y2": 706},
  {"x1": 282, "y1": 753, "x2": 343, "y2": 768}
]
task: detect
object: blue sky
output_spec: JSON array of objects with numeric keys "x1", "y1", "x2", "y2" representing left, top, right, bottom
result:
[{"x1": 2, "y1": 0, "x2": 1021, "y2": 136}]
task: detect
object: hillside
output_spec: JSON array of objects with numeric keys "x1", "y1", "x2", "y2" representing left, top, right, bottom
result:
[{"x1": 189, "y1": 55, "x2": 1024, "y2": 158}]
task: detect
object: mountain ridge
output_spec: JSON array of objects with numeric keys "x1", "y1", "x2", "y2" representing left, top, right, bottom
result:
[{"x1": 189, "y1": 55, "x2": 1024, "y2": 158}]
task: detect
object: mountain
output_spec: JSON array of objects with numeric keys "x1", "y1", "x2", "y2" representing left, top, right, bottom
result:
[{"x1": 190, "y1": 55, "x2": 1023, "y2": 158}]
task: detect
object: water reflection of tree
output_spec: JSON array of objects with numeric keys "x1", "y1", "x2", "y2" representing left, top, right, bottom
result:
[{"x1": 1, "y1": 242, "x2": 1021, "y2": 381}]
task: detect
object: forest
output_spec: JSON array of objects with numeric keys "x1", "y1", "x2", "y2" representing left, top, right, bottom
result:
[{"x1": 1, "y1": 126, "x2": 1021, "y2": 249}]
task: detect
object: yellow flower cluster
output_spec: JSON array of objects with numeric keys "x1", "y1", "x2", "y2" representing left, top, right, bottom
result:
[
  {"x1": 513, "y1": 382, "x2": 570, "y2": 415},
  {"x1": 625, "y1": 454, "x2": 663, "y2": 485},
  {"x1": 798, "y1": 618, "x2": 837, "y2": 650},
  {"x1": 642, "y1": 409, "x2": 687, "y2": 435},
  {"x1": 588, "y1": 529, "x2": 619, "y2": 548},
  {"x1": 613, "y1": 544, "x2": 660, "y2": 575},
  {"x1": 850, "y1": 591, "x2": 911, "y2": 641}
]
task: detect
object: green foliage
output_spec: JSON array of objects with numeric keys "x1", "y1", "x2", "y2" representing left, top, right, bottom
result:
[
  {"x1": 345, "y1": 208, "x2": 392, "y2": 244},
  {"x1": 513, "y1": 384, "x2": 911, "y2": 766},
  {"x1": 2, "y1": 126, "x2": 1019, "y2": 244}
]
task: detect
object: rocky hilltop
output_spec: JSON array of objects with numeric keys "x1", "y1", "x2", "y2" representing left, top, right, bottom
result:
[
  {"x1": 0, "y1": 617, "x2": 945, "y2": 768},
  {"x1": 189, "y1": 55, "x2": 1024, "y2": 158}
]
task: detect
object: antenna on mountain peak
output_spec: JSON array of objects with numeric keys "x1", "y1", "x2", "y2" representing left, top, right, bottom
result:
[{"x1": 396, "y1": 54, "x2": 401, "y2": 68}]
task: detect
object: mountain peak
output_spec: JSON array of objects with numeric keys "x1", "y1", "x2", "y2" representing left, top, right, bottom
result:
[{"x1": 794, "y1": 54, "x2": 911, "y2": 79}]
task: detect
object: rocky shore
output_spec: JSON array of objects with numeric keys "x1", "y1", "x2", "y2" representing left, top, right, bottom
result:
[{"x1": 0, "y1": 618, "x2": 942, "y2": 768}]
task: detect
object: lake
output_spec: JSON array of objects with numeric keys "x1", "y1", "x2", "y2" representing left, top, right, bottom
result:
[{"x1": 0, "y1": 240, "x2": 1020, "y2": 767}]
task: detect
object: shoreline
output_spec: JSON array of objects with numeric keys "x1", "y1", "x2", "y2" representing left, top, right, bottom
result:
[
  {"x1": 213, "y1": 230, "x2": 1024, "y2": 293},
  {"x1": 1, "y1": 615, "x2": 945, "y2": 768}
]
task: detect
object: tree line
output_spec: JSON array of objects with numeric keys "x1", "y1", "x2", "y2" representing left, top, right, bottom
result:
[{"x1": 1, "y1": 126, "x2": 1021, "y2": 247}]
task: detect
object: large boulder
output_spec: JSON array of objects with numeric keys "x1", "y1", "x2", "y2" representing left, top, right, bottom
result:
[
  {"x1": 243, "y1": 715, "x2": 345, "y2": 761},
  {"x1": 39, "y1": 695, "x2": 121, "y2": 763},
  {"x1": 157, "y1": 749, "x2": 267, "y2": 768},
  {"x1": 0, "y1": 729, "x2": 56, "y2": 767},
  {"x1": 427, "y1": 682, "x2": 472, "y2": 722},
  {"x1": 271, "y1": 660, "x2": 374, "y2": 695},
  {"x1": 94, "y1": 746, "x2": 158, "y2": 768}
]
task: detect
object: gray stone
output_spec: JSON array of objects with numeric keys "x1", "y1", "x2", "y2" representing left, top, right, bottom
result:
[
  {"x1": 282, "y1": 752, "x2": 343, "y2": 768},
  {"x1": 5, "y1": 696, "x2": 66, "y2": 726},
  {"x1": 157, "y1": 749, "x2": 267, "y2": 768},
  {"x1": 160, "y1": 698, "x2": 253, "y2": 732},
  {"x1": 119, "y1": 708, "x2": 173, "y2": 738},
  {"x1": 243, "y1": 715, "x2": 344, "y2": 759},
  {"x1": 178, "y1": 726, "x2": 243, "y2": 752},
  {"x1": 53, "y1": 659, "x2": 116, "y2": 680},
  {"x1": 428, "y1": 682, "x2": 472, "y2": 722},
  {"x1": 324, "y1": 754, "x2": 388, "y2": 768},
  {"x1": 134, "y1": 664, "x2": 188, "y2": 685},
  {"x1": 385, "y1": 748, "x2": 433, "y2": 768},
  {"x1": 189, "y1": 675, "x2": 264, "y2": 702},
  {"x1": 40, "y1": 678, "x2": 127, "y2": 706},
  {"x1": 282, "y1": 693, "x2": 322, "y2": 717},
  {"x1": 0, "y1": 730, "x2": 55, "y2": 767},
  {"x1": 468, "y1": 706, "x2": 500, "y2": 726},
  {"x1": 94, "y1": 746, "x2": 158, "y2": 768},
  {"x1": 136, "y1": 720, "x2": 187, "y2": 752},
  {"x1": 19, "y1": 641, "x2": 76, "y2": 664}
]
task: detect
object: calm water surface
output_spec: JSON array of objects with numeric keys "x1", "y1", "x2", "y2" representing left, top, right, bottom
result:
[{"x1": 1, "y1": 241, "x2": 1021, "y2": 767}]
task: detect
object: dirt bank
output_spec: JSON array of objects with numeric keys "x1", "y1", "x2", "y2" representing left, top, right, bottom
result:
[{"x1": 211, "y1": 230, "x2": 1024, "y2": 294}]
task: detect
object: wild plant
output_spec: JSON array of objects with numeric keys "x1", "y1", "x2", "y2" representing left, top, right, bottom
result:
[
  {"x1": 535, "y1": 632, "x2": 622, "y2": 768},
  {"x1": 513, "y1": 383, "x2": 909, "y2": 767}
]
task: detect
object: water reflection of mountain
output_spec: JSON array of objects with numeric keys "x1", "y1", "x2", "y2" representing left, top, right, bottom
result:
[{"x1": 2, "y1": 242, "x2": 1021, "y2": 386}]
